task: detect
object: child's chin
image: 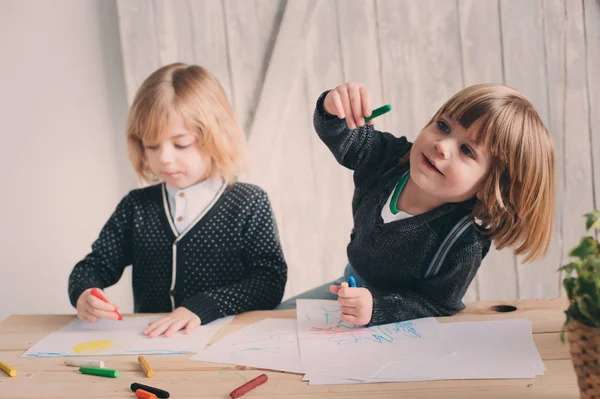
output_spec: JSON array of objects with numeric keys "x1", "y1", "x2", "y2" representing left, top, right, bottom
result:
[{"x1": 165, "y1": 179, "x2": 189, "y2": 189}]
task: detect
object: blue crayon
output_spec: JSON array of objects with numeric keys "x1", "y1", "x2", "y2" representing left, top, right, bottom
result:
[{"x1": 348, "y1": 276, "x2": 357, "y2": 288}]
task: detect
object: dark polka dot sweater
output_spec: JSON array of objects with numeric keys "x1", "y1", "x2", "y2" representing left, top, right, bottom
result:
[
  {"x1": 68, "y1": 182, "x2": 288, "y2": 324},
  {"x1": 314, "y1": 91, "x2": 491, "y2": 326}
]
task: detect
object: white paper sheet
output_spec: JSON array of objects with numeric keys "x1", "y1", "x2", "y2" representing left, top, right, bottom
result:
[
  {"x1": 296, "y1": 300, "x2": 454, "y2": 380},
  {"x1": 190, "y1": 318, "x2": 302, "y2": 373},
  {"x1": 22, "y1": 316, "x2": 232, "y2": 357},
  {"x1": 371, "y1": 319, "x2": 544, "y2": 380}
]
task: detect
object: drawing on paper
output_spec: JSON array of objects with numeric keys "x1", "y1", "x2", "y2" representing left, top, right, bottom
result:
[{"x1": 72, "y1": 339, "x2": 117, "y2": 354}]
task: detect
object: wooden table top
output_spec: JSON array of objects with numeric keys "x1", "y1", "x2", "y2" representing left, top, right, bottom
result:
[{"x1": 0, "y1": 298, "x2": 579, "y2": 398}]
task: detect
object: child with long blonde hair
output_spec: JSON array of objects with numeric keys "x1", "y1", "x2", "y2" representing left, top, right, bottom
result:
[
  {"x1": 69, "y1": 63, "x2": 287, "y2": 336},
  {"x1": 279, "y1": 82, "x2": 554, "y2": 327}
]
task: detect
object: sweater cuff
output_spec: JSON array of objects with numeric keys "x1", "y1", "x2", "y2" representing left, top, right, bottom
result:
[
  {"x1": 68, "y1": 283, "x2": 97, "y2": 308},
  {"x1": 367, "y1": 293, "x2": 389, "y2": 327},
  {"x1": 315, "y1": 90, "x2": 339, "y2": 120},
  {"x1": 181, "y1": 294, "x2": 224, "y2": 325}
]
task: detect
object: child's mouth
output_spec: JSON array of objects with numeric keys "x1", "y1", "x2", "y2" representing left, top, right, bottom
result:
[{"x1": 422, "y1": 154, "x2": 443, "y2": 175}]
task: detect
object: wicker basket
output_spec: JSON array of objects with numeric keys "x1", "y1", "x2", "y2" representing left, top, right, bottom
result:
[{"x1": 567, "y1": 320, "x2": 600, "y2": 398}]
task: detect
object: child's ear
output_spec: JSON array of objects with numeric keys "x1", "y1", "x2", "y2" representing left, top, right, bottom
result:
[{"x1": 476, "y1": 190, "x2": 483, "y2": 200}]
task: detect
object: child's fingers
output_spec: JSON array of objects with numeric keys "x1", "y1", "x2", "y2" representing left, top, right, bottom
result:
[
  {"x1": 86, "y1": 295, "x2": 116, "y2": 312},
  {"x1": 147, "y1": 321, "x2": 171, "y2": 338},
  {"x1": 337, "y1": 86, "x2": 356, "y2": 130},
  {"x1": 337, "y1": 287, "x2": 361, "y2": 299},
  {"x1": 329, "y1": 285, "x2": 341, "y2": 294},
  {"x1": 330, "y1": 90, "x2": 345, "y2": 118},
  {"x1": 185, "y1": 318, "x2": 201, "y2": 334},
  {"x1": 338, "y1": 297, "x2": 359, "y2": 307},
  {"x1": 340, "y1": 313, "x2": 360, "y2": 325},
  {"x1": 80, "y1": 309, "x2": 98, "y2": 323},
  {"x1": 144, "y1": 317, "x2": 169, "y2": 335},
  {"x1": 360, "y1": 86, "x2": 372, "y2": 118},
  {"x1": 340, "y1": 306, "x2": 357, "y2": 316},
  {"x1": 90, "y1": 308, "x2": 121, "y2": 320},
  {"x1": 348, "y1": 84, "x2": 365, "y2": 127},
  {"x1": 163, "y1": 319, "x2": 188, "y2": 338}
]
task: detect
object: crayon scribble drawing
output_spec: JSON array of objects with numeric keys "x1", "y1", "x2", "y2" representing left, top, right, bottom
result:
[
  {"x1": 190, "y1": 318, "x2": 303, "y2": 374},
  {"x1": 72, "y1": 339, "x2": 117, "y2": 354},
  {"x1": 232, "y1": 330, "x2": 296, "y2": 353},
  {"x1": 296, "y1": 299, "x2": 455, "y2": 380},
  {"x1": 301, "y1": 301, "x2": 424, "y2": 345}
]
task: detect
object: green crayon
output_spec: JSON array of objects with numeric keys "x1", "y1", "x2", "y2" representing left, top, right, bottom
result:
[
  {"x1": 364, "y1": 104, "x2": 391, "y2": 122},
  {"x1": 79, "y1": 367, "x2": 120, "y2": 378}
]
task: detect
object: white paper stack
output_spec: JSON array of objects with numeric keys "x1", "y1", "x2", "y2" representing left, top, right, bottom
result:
[
  {"x1": 190, "y1": 318, "x2": 302, "y2": 373},
  {"x1": 188, "y1": 299, "x2": 545, "y2": 385}
]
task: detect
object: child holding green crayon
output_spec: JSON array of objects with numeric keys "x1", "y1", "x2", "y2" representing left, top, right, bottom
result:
[{"x1": 278, "y1": 82, "x2": 555, "y2": 327}]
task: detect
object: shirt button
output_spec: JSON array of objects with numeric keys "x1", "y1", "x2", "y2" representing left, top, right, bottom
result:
[
  {"x1": 177, "y1": 216, "x2": 184, "y2": 222},
  {"x1": 178, "y1": 192, "x2": 185, "y2": 198}
]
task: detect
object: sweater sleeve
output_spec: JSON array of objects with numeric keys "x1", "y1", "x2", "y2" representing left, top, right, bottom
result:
[
  {"x1": 367, "y1": 239, "x2": 487, "y2": 326},
  {"x1": 313, "y1": 90, "x2": 411, "y2": 187},
  {"x1": 181, "y1": 190, "x2": 288, "y2": 324},
  {"x1": 68, "y1": 194, "x2": 134, "y2": 307}
]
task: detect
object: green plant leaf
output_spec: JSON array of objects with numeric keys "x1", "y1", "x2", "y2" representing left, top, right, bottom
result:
[
  {"x1": 559, "y1": 261, "x2": 580, "y2": 274},
  {"x1": 576, "y1": 296, "x2": 599, "y2": 327},
  {"x1": 563, "y1": 278, "x2": 576, "y2": 300},
  {"x1": 569, "y1": 237, "x2": 599, "y2": 260},
  {"x1": 585, "y1": 210, "x2": 600, "y2": 231},
  {"x1": 561, "y1": 210, "x2": 600, "y2": 328}
]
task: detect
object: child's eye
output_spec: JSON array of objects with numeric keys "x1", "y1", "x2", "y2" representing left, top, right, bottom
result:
[
  {"x1": 437, "y1": 120, "x2": 450, "y2": 134},
  {"x1": 461, "y1": 144, "x2": 475, "y2": 158},
  {"x1": 144, "y1": 144, "x2": 159, "y2": 151},
  {"x1": 175, "y1": 143, "x2": 191, "y2": 149}
]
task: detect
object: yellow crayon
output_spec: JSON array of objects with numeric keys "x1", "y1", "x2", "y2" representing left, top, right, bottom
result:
[
  {"x1": 0, "y1": 361, "x2": 17, "y2": 377},
  {"x1": 138, "y1": 356, "x2": 154, "y2": 378}
]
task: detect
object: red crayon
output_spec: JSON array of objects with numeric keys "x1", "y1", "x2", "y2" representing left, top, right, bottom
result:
[
  {"x1": 90, "y1": 288, "x2": 123, "y2": 320},
  {"x1": 135, "y1": 389, "x2": 157, "y2": 399},
  {"x1": 230, "y1": 374, "x2": 268, "y2": 398}
]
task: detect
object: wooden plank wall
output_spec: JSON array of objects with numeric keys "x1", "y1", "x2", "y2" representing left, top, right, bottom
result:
[{"x1": 116, "y1": 0, "x2": 599, "y2": 301}]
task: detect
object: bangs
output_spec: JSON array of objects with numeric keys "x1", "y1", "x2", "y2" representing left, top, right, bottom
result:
[
  {"x1": 433, "y1": 84, "x2": 533, "y2": 161},
  {"x1": 129, "y1": 91, "x2": 177, "y2": 146}
]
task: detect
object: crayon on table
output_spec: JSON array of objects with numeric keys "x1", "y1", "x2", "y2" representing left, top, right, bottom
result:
[
  {"x1": 230, "y1": 373, "x2": 268, "y2": 398},
  {"x1": 79, "y1": 367, "x2": 119, "y2": 378},
  {"x1": 0, "y1": 361, "x2": 17, "y2": 377},
  {"x1": 90, "y1": 288, "x2": 123, "y2": 320},
  {"x1": 138, "y1": 356, "x2": 154, "y2": 378},
  {"x1": 135, "y1": 389, "x2": 157, "y2": 399},
  {"x1": 64, "y1": 359, "x2": 105, "y2": 368},
  {"x1": 131, "y1": 383, "x2": 170, "y2": 398},
  {"x1": 364, "y1": 104, "x2": 391, "y2": 122}
]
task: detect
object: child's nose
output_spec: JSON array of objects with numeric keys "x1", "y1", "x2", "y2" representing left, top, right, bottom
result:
[
  {"x1": 158, "y1": 147, "x2": 175, "y2": 163},
  {"x1": 434, "y1": 140, "x2": 450, "y2": 159}
]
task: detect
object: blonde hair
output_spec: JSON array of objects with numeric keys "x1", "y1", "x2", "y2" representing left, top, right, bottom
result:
[
  {"x1": 126, "y1": 63, "x2": 247, "y2": 185},
  {"x1": 422, "y1": 84, "x2": 555, "y2": 262}
]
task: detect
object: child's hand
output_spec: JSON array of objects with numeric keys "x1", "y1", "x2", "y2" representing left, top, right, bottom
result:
[
  {"x1": 76, "y1": 288, "x2": 121, "y2": 322},
  {"x1": 329, "y1": 284, "x2": 373, "y2": 326},
  {"x1": 143, "y1": 307, "x2": 201, "y2": 338},
  {"x1": 323, "y1": 82, "x2": 373, "y2": 130}
]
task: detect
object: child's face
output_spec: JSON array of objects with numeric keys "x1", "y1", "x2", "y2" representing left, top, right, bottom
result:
[
  {"x1": 410, "y1": 114, "x2": 492, "y2": 203},
  {"x1": 144, "y1": 112, "x2": 209, "y2": 189}
]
